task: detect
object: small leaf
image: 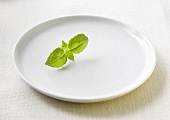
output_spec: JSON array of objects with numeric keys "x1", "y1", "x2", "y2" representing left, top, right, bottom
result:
[
  {"x1": 45, "y1": 48, "x2": 67, "y2": 68},
  {"x1": 62, "y1": 40, "x2": 68, "y2": 48},
  {"x1": 68, "y1": 34, "x2": 88, "y2": 54},
  {"x1": 45, "y1": 33, "x2": 89, "y2": 68},
  {"x1": 48, "y1": 54, "x2": 67, "y2": 68},
  {"x1": 66, "y1": 51, "x2": 74, "y2": 61},
  {"x1": 70, "y1": 40, "x2": 88, "y2": 54}
]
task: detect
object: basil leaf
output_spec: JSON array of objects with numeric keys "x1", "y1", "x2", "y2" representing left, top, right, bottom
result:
[
  {"x1": 62, "y1": 40, "x2": 68, "y2": 48},
  {"x1": 45, "y1": 48, "x2": 67, "y2": 68},
  {"x1": 45, "y1": 33, "x2": 89, "y2": 68},
  {"x1": 68, "y1": 34, "x2": 88, "y2": 54},
  {"x1": 66, "y1": 51, "x2": 74, "y2": 61}
]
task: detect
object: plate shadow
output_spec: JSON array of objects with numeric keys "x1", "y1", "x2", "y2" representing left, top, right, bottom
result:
[{"x1": 30, "y1": 54, "x2": 166, "y2": 118}]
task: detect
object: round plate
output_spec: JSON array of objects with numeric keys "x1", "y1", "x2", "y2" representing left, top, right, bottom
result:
[{"x1": 13, "y1": 15, "x2": 156, "y2": 103}]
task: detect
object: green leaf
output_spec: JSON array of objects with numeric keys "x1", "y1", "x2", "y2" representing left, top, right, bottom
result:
[
  {"x1": 62, "y1": 40, "x2": 68, "y2": 48},
  {"x1": 45, "y1": 33, "x2": 89, "y2": 68},
  {"x1": 45, "y1": 48, "x2": 67, "y2": 68},
  {"x1": 70, "y1": 40, "x2": 88, "y2": 54},
  {"x1": 68, "y1": 34, "x2": 88, "y2": 54},
  {"x1": 66, "y1": 51, "x2": 74, "y2": 61}
]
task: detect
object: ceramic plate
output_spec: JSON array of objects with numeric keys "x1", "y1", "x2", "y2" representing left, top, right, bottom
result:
[{"x1": 13, "y1": 16, "x2": 156, "y2": 103}]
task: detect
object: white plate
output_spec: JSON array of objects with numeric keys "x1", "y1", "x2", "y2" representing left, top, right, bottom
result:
[{"x1": 14, "y1": 15, "x2": 156, "y2": 103}]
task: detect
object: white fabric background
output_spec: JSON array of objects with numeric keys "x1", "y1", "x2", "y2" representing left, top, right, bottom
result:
[{"x1": 0, "y1": 0, "x2": 170, "y2": 119}]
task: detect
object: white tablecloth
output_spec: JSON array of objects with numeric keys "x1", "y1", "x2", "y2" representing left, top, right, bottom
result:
[{"x1": 1, "y1": 0, "x2": 170, "y2": 119}]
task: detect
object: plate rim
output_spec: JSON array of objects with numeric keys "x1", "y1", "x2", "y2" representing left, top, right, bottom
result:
[{"x1": 13, "y1": 15, "x2": 156, "y2": 103}]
